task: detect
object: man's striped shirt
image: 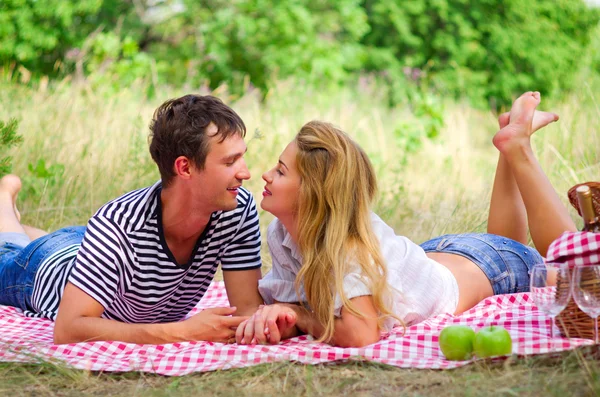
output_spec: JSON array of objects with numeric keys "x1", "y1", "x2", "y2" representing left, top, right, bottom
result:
[{"x1": 24, "y1": 182, "x2": 261, "y2": 322}]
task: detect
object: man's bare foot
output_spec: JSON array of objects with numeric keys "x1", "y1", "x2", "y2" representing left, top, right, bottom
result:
[
  {"x1": 0, "y1": 174, "x2": 22, "y2": 221},
  {"x1": 493, "y1": 92, "x2": 547, "y2": 154}
]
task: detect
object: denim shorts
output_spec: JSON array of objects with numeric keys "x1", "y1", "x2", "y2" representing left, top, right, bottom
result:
[
  {"x1": 420, "y1": 233, "x2": 543, "y2": 295},
  {"x1": 0, "y1": 226, "x2": 85, "y2": 311}
]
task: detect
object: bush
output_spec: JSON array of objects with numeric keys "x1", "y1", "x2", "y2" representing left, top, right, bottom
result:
[
  {"x1": 0, "y1": 0, "x2": 104, "y2": 77},
  {"x1": 361, "y1": 0, "x2": 600, "y2": 107},
  {"x1": 143, "y1": 0, "x2": 369, "y2": 95},
  {"x1": 0, "y1": 118, "x2": 23, "y2": 176},
  {"x1": 1, "y1": 0, "x2": 598, "y2": 107}
]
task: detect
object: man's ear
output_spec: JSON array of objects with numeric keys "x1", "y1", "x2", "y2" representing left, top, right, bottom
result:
[{"x1": 173, "y1": 156, "x2": 192, "y2": 179}]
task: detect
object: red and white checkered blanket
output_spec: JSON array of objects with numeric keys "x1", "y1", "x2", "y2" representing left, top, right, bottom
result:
[
  {"x1": 546, "y1": 231, "x2": 600, "y2": 268},
  {"x1": 0, "y1": 281, "x2": 595, "y2": 375}
]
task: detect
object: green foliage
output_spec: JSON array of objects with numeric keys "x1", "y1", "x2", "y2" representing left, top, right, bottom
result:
[
  {"x1": 0, "y1": 118, "x2": 23, "y2": 176},
  {"x1": 144, "y1": 0, "x2": 369, "y2": 95},
  {"x1": 0, "y1": 0, "x2": 598, "y2": 107},
  {"x1": 361, "y1": 0, "x2": 600, "y2": 108},
  {"x1": 0, "y1": 0, "x2": 103, "y2": 76},
  {"x1": 393, "y1": 91, "x2": 444, "y2": 166},
  {"x1": 20, "y1": 159, "x2": 65, "y2": 205}
]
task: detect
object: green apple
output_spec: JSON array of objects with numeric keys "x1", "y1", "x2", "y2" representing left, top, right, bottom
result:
[
  {"x1": 438, "y1": 325, "x2": 476, "y2": 361},
  {"x1": 473, "y1": 326, "x2": 513, "y2": 358}
]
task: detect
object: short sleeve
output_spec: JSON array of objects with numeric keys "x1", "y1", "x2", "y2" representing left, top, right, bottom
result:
[
  {"x1": 68, "y1": 216, "x2": 125, "y2": 309},
  {"x1": 258, "y1": 220, "x2": 306, "y2": 304},
  {"x1": 258, "y1": 254, "x2": 302, "y2": 304},
  {"x1": 221, "y1": 191, "x2": 262, "y2": 271},
  {"x1": 333, "y1": 272, "x2": 372, "y2": 317}
]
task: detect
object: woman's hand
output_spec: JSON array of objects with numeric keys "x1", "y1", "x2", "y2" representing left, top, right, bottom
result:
[{"x1": 235, "y1": 304, "x2": 298, "y2": 345}]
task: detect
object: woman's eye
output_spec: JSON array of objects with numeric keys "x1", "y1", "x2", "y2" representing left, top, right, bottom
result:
[{"x1": 276, "y1": 169, "x2": 283, "y2": 176}]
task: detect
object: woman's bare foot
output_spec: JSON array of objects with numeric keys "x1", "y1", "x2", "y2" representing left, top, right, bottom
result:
[
  {"x1": 497, "y1": 110, "x2": 559, "y2": 132},
  {"x1": 0, "y1": 174, "x2": 22, "y2": 221},
  {"x1": 493, "y1": 92, "x2": 548, "y2": 154}
]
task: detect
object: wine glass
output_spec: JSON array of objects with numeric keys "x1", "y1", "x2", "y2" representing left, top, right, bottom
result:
[
  {"x1": 572, "y1": 265, "x2": 600, "y2": 344},
  {"x1": 529, "y1": 263, "x2": 570, "y2": 339}
]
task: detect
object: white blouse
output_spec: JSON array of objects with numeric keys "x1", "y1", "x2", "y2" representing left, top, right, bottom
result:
[{"x1": 258, "y1": 213, "x2": 459, "y2": 330}]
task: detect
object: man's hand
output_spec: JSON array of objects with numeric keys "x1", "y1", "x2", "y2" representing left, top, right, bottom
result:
[
  {"x1": 180, "y1": 307, "x2": 248, "y2": 343},
  {"x1": 235, "y1": 304, "x2": 298, "y2": 345}
]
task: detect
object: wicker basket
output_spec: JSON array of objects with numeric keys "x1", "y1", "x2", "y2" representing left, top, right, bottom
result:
[
  {"x1": 567, "y1": 181, "x2": 600, "y2": 217},
  {"x1": 556, "y1": 268, "x2": 600, "y2": 340},
  {"x1": 555, "y1": 182, "x2": 600, "y2": 340}
]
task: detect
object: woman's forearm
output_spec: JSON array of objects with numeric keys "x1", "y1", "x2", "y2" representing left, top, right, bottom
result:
[{"x1": 282, "y1": 299, "x2": 380, "y2": 347}]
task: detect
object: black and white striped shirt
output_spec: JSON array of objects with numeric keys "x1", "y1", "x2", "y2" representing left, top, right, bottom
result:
[{"x1": 24, "y1": 182, "x2": 262, "y2": 322}]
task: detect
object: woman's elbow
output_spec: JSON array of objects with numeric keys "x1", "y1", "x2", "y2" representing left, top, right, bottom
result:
[
  {"x1": 53, "y1": 318, "x2": 76, "y2": 344},
  {"x1": 335, "y1": 330, "x2": 381, "y2": 348},
  {"x1": 53, "y1": 328, "x2": 68, "y2": 345}
]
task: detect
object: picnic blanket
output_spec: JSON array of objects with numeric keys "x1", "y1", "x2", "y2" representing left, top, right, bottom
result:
[
  {"x1": 546, "y1": 231, "x2": 600, "y2": 268},
  {"x1": 0, "y1": 281, "x2": 595, "y2": 375}
]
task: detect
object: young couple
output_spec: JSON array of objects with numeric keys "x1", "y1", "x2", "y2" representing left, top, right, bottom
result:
[{"x1": 0, "y1": 92, "x2": 576, "y2": 347}]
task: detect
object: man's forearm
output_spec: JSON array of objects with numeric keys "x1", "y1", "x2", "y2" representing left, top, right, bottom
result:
[{"x1": 54, "y1": 316, "x2": 186, "y2": 345}]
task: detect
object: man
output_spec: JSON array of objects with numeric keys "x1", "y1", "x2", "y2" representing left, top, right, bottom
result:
[{"x1": 0, "y1": 95, "x2": 263, "y2": 344}]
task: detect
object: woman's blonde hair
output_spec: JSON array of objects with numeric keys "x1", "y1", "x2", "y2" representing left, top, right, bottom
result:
[{"x1": 294, "y1": 121, "x2": 400, "y2": 343}]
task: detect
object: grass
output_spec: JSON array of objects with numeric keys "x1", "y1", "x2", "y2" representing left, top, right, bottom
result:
[
  {"x1": 1, "y1": 349, "x2": 600, "y2": 396},
  {"x1": 0, "y1": 73, "x2": 599, "y2": 395}
]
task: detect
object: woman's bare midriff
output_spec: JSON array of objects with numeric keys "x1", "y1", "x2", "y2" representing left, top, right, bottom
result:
[{"x1": 425, "y1": 252, "x2": 494, "y2": 315}]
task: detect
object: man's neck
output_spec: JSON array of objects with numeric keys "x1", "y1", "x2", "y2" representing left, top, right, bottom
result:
[{"x1": 160, "y1": 186, "x2": 212, "y2": 243}]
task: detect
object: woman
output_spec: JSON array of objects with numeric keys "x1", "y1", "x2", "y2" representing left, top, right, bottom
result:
[{"x1": 236, "y1": 92, "x2": 577, "y2": 347}]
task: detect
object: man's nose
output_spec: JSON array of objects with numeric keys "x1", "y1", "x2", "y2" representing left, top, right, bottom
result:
[{"x1": 237, "y1": 158, "x2": 251, "y2": 180}]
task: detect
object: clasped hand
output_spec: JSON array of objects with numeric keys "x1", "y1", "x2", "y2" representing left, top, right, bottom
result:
[
  {"x1": 235, "y1": 304, "x2": 298, "y2": 345},
  {"x1": 182, "y1": 307, "x2": 249, "y2": 343}
]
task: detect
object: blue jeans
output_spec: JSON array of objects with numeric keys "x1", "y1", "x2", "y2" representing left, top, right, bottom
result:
[
  {"x1": 420, "y1": 233, "x2": 543, "y2": 295},
  {"x1": 0, "y1": 226, "x2": 85, "y2": 311}
]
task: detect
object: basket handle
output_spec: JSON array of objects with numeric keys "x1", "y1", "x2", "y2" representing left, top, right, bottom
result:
[{"x1": 567, "y1": 182, "x2": 600, "y2": 217}]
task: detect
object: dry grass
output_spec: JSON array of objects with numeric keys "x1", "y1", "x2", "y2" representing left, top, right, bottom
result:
[
  {"x1": 0, "y1": 76, "x2": 599, "y2": 395},
  {"x1": 1, "y1": 348, "x2": 600, "y2": 396}
]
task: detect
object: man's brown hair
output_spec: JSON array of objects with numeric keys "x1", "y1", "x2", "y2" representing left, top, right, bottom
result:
[{"x1": 149, "y1": 95, "x2": 246, "y2": 186}]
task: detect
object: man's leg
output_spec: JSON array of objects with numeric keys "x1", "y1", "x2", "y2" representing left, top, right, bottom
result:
[
  {"x1": 492, "y1": 92, "x2": 576, "y2": 257},
  {"x1": 0, "y1": 175, "x2": 48, "y2": 240},
  {"x1": 487, "y1": 110, "x2": 561, "y2": 244},
  {"x1": 22, "y1": 225, "x2": 48, "y2": 240},
  {"x1": 0, "y1": 175, "x2": 26, "y2": 235}
]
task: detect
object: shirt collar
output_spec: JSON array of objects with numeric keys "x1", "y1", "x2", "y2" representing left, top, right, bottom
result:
[{"x1": 281, "y1": 224, "x2": 303, "y2": 263}]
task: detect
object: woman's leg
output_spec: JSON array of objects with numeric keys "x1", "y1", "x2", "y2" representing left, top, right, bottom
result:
[
  {"x1": 487, "y1": 110, "x2": 560, "y2": 244},
  {"x1": 487, "y1": 113, "x2": 528, "y2": 244},
  {"x1": 492, "y1": 92, "x2": 576, "y2": 257}
]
